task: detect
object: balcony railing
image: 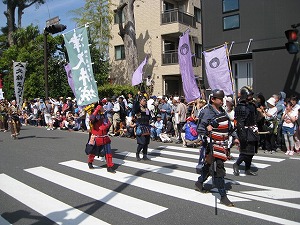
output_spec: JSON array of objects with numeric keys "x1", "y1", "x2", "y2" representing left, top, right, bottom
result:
[
  {"x1": 161, "y1": 9, "x2": 196, "y2": 27},
  {"x1": 162, "y1": 50, "x2": 201, "y2": 67},
  {"x1": 162, "y1": 50, "x2": 178, "y2": 65}
]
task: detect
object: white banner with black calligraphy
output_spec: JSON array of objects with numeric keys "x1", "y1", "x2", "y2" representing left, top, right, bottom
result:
[
  {"x1": 63, "y1": 26, "x2": 99, "y2": 106},
  {"x1": 13, "y1": 62, "x2": 27, "y2": 106}
]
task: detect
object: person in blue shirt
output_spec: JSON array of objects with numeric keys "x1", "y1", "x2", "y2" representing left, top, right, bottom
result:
[
  {"x1": 150, "y1": 114, "x2": 164, "y2": 141},
  {"x1": 181, "y1": 116, "x2": 200, "y2": 147}
]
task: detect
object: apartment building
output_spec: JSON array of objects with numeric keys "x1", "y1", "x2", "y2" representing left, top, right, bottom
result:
[
  {"x1": 201, "y1": 0, "x2": 300, "y2": 97},
  {"x1": 109, "y1": 0, "x2": 202, "y2": 96}
]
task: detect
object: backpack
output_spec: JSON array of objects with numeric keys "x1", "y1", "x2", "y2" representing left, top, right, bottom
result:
[{"x1": 189, "y1": 124, "x2": 198, "y2": 136}]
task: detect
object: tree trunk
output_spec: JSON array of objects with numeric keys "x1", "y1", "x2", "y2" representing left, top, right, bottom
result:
[
  {"x1": 17, "y1": 6, "x2": 23, "y2": 28},
  {"x1": 5, "y1": 0, "x2": 17, "y2": 46},
  {"x1": 117, "y1": 0, "x2": 139, "y2": 84}
]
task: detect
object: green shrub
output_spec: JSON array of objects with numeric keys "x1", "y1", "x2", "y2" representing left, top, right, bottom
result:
[{"x1": 98, "y1": 84, "x2": 138, "y2": 98}]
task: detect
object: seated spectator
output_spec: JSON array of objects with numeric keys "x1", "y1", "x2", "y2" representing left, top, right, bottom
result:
[
  {"x1": 72, "y1": 113, "x2": 82, "y2": 131},
  {"x1": 181, "y1": 116, "x2": 201, "y2": 147},
  {"x1": 164, "y1": 115, "x2": 175, "y2": 136},
  {"x1": 125, "y1": 116, "x2": 136, "y2": 138},
  {"x1": 150, "y1": 114, "x2": 164, "y2": 141}
]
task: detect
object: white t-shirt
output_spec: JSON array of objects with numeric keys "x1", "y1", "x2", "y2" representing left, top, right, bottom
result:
[
  {"x1": 283, "y1": 109, "x2": 298, "y2": 128},
  {"x1": 265, "y1": 107, "x2": 277, "y2": 120}
]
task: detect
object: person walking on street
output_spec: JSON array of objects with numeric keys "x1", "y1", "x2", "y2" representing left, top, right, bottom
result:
[
  {"x1": 195, "y1": 89, "x2": 238, "y2": 207},
  {"x1": 233, "y1": 86, "x2": 259, "y2": 176},
  {"x1": 133, "y1": 96, "x2": 152, "y2": 161},
  {"x1": 87, "y1": 103, "x2": 116, "y2": 173}
]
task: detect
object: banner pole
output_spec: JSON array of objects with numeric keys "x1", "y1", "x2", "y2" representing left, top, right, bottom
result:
[
  {"x1": 203, "y1": 43, "x2": 226, "y2": 53},
  {"x1": 225, "y1": 42, "x2": 236, "y2": 103}
]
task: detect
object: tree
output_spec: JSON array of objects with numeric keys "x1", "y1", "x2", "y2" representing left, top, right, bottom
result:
[
  {"x1": 3, "y1": 0, "x2": 17, "y2": 46},
  {"x1": 2, "y1": 0, "x2": 46, "y2": 46},
  {"x1": 0, "y1": 25, "x2": 71, "y2": 99},
  {"x1": 16, "y1": 0, "x2": 46, "y2": 28},
  {"x1": 70, "y1": 0, "x2": 113, "y2": 85},
  {"x1": 116, "y1": 0, "x2": 139, "y2": 84}
]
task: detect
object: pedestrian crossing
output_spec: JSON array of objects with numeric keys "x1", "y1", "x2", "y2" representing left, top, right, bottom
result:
[{"x1": 1, "y1": 145, "x2": 300, "y2": 225}]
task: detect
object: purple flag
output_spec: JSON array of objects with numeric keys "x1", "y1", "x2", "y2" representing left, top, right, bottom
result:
[
  {"x1": 132, "y1": 56, "x2": 148, "y2": 86},
  {"x1": 178, "y1": 32, "x2": 201, "y2": 102},
  {"x1": 203, "y1": 45, "x2": 233, "y2": 95},
  {"x1": 64, "y1": 63, "x2": 75, "y2": 95}
]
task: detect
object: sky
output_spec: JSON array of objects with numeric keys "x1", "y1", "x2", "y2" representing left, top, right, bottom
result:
[{"x1": 0, "y1": 0, "x2": 86, "y2": 33}]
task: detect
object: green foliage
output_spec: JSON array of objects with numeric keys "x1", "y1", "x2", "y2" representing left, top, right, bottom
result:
[
  {"x1": 70, "y1": 0, "x2": 113, "y2": 86},
  {"x1": 98, "y1": 84, "x2": 138, "y2": 98},
  {"x1": 0, "y1": 24, "x2": 72, "y2": 100}
]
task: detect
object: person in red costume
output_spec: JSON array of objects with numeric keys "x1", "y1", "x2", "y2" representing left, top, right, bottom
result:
[{"x1": 87, "y1": 103, "x2": 116, "y2": 173}]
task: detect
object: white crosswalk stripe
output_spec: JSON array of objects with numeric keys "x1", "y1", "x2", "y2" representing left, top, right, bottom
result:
[
  {"x1": 24, "y1": 166, "x2": 167, "y2": 218},
  {"x1": 60, "y1": 160, "x2": 299, "y2": 225},
  {"x1": 1, "y1": 145, "x2": 299, "y2": 225},
  {"x1": 0, "y1": 174, "x2": 110, "y2": 225}
]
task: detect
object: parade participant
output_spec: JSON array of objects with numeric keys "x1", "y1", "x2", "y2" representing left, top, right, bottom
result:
[
  {"x1": 195, "y1": 89, "x2": 238, "y2": 207},
  {"x1": 86, "y1": 103, "x2": 116, "y2": 173},
  {"x1": 133, "y1": 96, "x2": 151, "y2": 161},
  {"x1": 233, "y1": 86, "x2": 259, "y2": 176},
  {"x1": 8, "y1": 100, "x2": 21, "y2": 139}
]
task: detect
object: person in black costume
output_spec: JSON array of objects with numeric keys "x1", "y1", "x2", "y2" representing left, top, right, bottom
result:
[
  {"x1": 132, "y1": 95, "x2": 151, "y2": 161},
  {"x1": 233, "y1": 86, "x2": 259, "y2": 176}
]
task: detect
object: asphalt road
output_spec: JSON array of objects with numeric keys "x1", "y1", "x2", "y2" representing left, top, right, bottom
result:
[{"x1": 1, "y1": 126, "x2": 300, "y2": 225}]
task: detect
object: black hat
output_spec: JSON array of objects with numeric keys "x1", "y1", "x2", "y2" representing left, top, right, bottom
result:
[
  {"x1": 240, "y1": 86, "x2": 253, "y2": 100},
  {"x1": 212, "y1": 89, "x2": 225, "y2": 99}
]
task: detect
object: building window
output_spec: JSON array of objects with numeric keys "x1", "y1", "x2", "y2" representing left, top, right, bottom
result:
[
  {"x1": 114, "y1": 11, "x2": 125, "y2": 24},
  {"x1": 223, "y1": 0, "x2": 239, "y2": 13},
  {"x1": 115, "y1": 45, "x2": 125, "y2": 60},
  {"x1": 163, "y1": 1, "x2": 174, "y2": 12},
  {"x1": 195, "y1": 43, "x2": 202, "y2": 59},
  {"x1": 194, "y1": 7, "x2": 201, "y2": 23},
  {"x1": 223, "y1": 14, "x2": 240, "y2": 30}
]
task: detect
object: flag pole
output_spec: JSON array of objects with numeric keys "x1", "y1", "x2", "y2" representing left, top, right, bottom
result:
[
  {"x1": 225, "y1": 42, "x2": 236, "y2": 104},
  {"x1": 203, "y1": 43, "x2": 226, "y2": 53}
]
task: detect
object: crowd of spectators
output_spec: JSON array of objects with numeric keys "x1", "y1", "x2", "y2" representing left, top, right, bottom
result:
[{"x1": 0, "y1": 90, "x2": 299, "y2": 154}]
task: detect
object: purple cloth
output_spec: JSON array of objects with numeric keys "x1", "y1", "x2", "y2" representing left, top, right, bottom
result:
[
  {"x1": 64, "y1": 63, "x2": 75, "y2": 95},
  {"x1": 203, "y1": 45, "x2": 233, "y2": 95},
  {"x1": 178, "y1": 32, "x2": 201, "y2": 102},
  {"x1": 132, "y1": 56, "x2": 148, "y2": 86}
]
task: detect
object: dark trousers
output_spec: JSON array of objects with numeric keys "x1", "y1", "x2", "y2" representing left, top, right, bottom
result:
[
  {"x1": 177, "y1": 122, "x2": 185, "y2": 141},
  {"x1": 197, "y1": 158, "x2": 227, "y2": 197},
  {"x1": 235, "y1": 153, "x2": 254, "y2": 171},
  {"x1": 137, "y1": 144, "x2": 148, "y2": 156},
  {"x1": 266, "y1": 133, "x2": 277, "y2": 151}
]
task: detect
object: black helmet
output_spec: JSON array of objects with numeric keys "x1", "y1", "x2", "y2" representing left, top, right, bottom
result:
[
  {"x1": 211, "y1": 89, "x2": 225, "y2": 99},
  {"x1": 240, "y1": 86, "x2": 254, "y2": 100}
]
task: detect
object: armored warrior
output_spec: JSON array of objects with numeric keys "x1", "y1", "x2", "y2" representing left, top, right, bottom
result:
[
  {"x1": 8, "y1": 100, "x2": 21, "y2": 139},
  {"x1": 85, "y1": 103, "x2": 116, "y2": 173},
  {"x1": 233, "y1": 86, "x2": 258, "y2": 176},
  {"x1": 195, "y1": 89, "x2": 239, "y2": 207}
]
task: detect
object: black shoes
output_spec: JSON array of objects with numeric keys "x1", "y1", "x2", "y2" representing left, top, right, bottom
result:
[
  {"x1": 233, "y1": 163, "x2": 240, "y2": 176},
  {"x1": 88, "y1": 162, "x2": 94, "y2": 169},
  {"x1": 142, "y1": 155, "x2": 150, "y2": 160},
  {"x1": 107, "y1": 167, "x2": 116, "y2": 173},
  {"x1": 220, "y1": 196, "x2": 235, "y2": 207},
  {"x1": 245, "y1": 170, "x2": 257, "y2": 176}
]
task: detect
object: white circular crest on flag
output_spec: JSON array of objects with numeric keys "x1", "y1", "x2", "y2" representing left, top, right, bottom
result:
[
  {"x1": 209, "y1": 57, "x2": 220, "y2": 69},
  {"x1": 180, "y1": 44, "x2": 189, "y2": 55}
]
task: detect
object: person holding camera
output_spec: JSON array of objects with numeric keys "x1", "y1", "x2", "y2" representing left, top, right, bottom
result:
[{"x1": 195, "y1": 89, "x2": 238, "y2": 207}]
